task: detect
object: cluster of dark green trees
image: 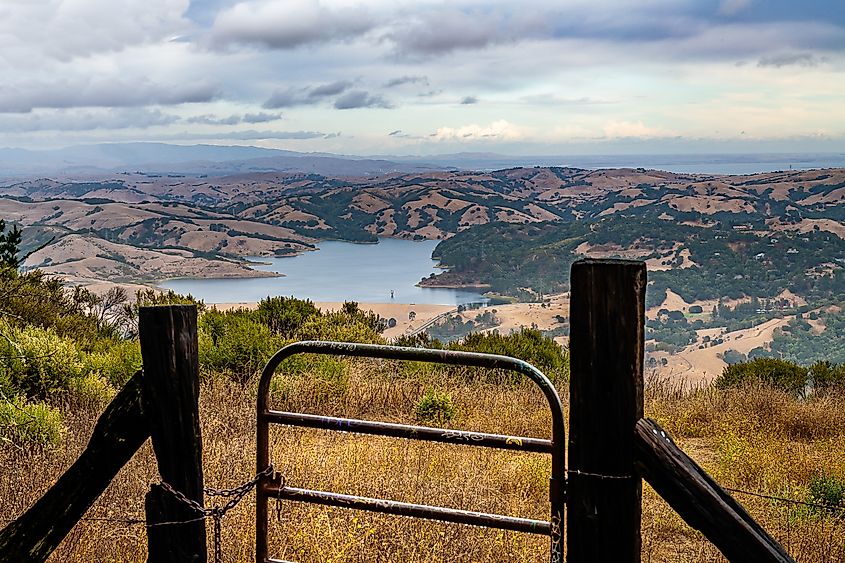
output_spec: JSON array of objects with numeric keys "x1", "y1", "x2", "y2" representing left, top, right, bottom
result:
[{"x1": 716, "y1": 357, "x2": 845, "y2": 397}]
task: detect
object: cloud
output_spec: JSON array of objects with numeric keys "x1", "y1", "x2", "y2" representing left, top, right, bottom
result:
[
  {"x1": 0, "y1": 0, "x2": 192, "y2": 62},
  {"x1": 201, "y1": 129, "x2": 329, "y2": 140},
  {"x1": 308, "y1": 80, "x2": 354, "y2": 98},
  {"x1": 0, "y1": 108, "x2": 179, "y2": 132},
  {"x1": 757, "y1": 52, "x2": 824, "y2": 68},
  {"x1": 242, "y1": 112, "x2": 283, "y2": 123},
  {"x1": 384, "y1": 75, "x2": 429, "y2": 88},
  {"x1": 460, "y1": 96, "x2": 478, "y2": 105},
  {"x1": 263, "y1": 80, "x2": 355, "y2": 108},
  {"x1": 211, "y1": 0, "x2": 374, "y2": 49},
  {"x1": 602, "y1": 120, "x2": 672, "y2": 139},
  {"x1": 263, "y1": 88, "x2": 312, "y2": 109},
  {"x1": 334, "y1": 90, "x2": 392, "y2": 109},
  {"x1": 166, "y1": 129, "x2": 332, "y2": 141},
  {"x1": 186, "y1": 114, "x2": 243, "y2": 125},
  {"x1": 431, "y1": 120, "x2": 523, "y2": 141},
  {"x1": 389, "y1": 10, "x2": 509, "y2": 57},
  {"x1": 0, "y1": 79, "x2": 217, "y2": 113}
]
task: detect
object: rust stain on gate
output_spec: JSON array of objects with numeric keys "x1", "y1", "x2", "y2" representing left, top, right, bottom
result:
[{"x1": 255, "y1": 340, "x2": 567, "y2": 563}]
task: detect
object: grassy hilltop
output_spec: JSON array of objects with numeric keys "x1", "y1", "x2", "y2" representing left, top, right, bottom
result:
[{"x1": 1, "y1": 253, "x2": 844, "y2": 561}]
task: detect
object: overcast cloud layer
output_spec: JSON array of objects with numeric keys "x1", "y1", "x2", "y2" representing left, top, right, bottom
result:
[{"x1": 1, "y1": 0, "x2": 844, "y2": 154}]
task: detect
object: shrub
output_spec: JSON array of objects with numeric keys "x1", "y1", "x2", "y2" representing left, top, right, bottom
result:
[
  {"x1": 0, "y1": 395, "x2": 64, "y2": 448},
  {"x1": 450, "y1": 328, "x2": 569, "y2": 383},
  {"x1": 4, "y1": 325, "x2": 83, "y2": 398},
  {"x1": 415, "y1": 389, "x2": 456, "y2": 424},
  {"x1": 82, "y1": 339, "x2": 142, "y2": 388},
  {"x1": 715, "y1": 358, "x2": 808, "y2": 396},
  {"x1": 392, "y1": 333, "x2": 443, "y2": 349},
  {"x1": 68, "y1": 373, "x2": 116, "y2": 408},
  {"x1": 199, "y1": 312, "x2": 283, "y2": 383},
  {"x1": 807, "y1": 471, "x2": 845, "y2": 516},
  {"x1": 296, "y1": 310, "x2": 384, "y2": 344},
  {"x1": 256, "y1": 296, "x2": 320, "y2": 337}
]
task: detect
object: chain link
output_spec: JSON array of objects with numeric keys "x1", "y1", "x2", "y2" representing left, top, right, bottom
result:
[{"x1": 157, "y1": 464, "x2": 275, "y2": 563}]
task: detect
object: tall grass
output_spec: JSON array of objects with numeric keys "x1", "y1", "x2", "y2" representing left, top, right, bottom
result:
[{"x1": 1, "y1": 362, "x2": 844, "y2": 562}]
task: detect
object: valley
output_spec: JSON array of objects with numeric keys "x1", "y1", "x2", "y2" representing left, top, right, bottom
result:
[{"x1": 4, "y1": 164, "x2": 845, "y2": 380}]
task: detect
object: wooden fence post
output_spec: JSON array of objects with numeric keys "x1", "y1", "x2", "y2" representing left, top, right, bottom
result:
[
  {"x1": 139, "y1": 305, "x2": 207, "y2": 563},
  {"x1": 567, "y1": 259, "x2": 645, "y2": 563}
]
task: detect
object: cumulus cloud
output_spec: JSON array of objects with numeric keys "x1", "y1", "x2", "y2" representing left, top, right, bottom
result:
[
  {"x1": 431, "y1": 120, "x2": 523, "y2": 141},
  {"x1": 460, "y1": 96, "x2": 478, "y2": 105},
  {"x1": 758, "y1": 52, "x2": 824, "y2": 68},
  {"x1": 334, "y1": 90, "x2": 392, "y2": 109},
  {"x1": 210, "y1": 0, "x2": 374, "y2": 49}
]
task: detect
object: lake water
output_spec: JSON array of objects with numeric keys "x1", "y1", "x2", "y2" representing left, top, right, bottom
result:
[{"x1": 161, "y1": 238, "x2": 488, "y2": 305}]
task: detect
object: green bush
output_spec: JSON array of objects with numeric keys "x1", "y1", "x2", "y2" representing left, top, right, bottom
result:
[
  {"x1": 82, "y1": 339, "x2": 142, "y2": 388},
  {"x1": 0, "y1": 269, "x2": 100, "y2": 342},
  {"x1": 807, "y1": 471, "x2": 845, "y2": 516},
  {"x1": 68, "y1": 373, "x2": 116, "y2": 408},
  {"x1": 715, "y1": 358, "x2": 808, "y2": 396},
  {"x1": 0, "y1": 395, "x2": 64, "y2": 448},
  {"x1": 415, "y1": 389, "x2": 456, "y2": 424},
  {"x1": 256, "y1": 296, "x2": 320, "y2": 337},
  {"x1": 296, "y1": 310, "x2": 385, "y2": 344},
  {"x1": 3, "y1": 325, "x2": 83, "y2": 398},
  {"x1": 449, "y1": 328, "x2": 569, "y2": 383},
  {"x1": 199, "y1": 311, "x2": 284, "y2": 383}
]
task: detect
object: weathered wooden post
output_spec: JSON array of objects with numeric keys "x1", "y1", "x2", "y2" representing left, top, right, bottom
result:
[
  {"x1": 567, "y1": 259, "x2": 645, "y2": 563},
  {"x1": 139, "y1": 305, "x2": 207, "y2": 563}
]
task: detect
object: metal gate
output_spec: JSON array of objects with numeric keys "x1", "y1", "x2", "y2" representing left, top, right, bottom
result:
[{"x1": 256, "y1": 341, "x2": 566, "y2": 563}]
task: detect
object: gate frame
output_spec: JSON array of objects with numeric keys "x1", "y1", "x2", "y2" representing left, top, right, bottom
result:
[{"x1": 255, "y1": 341, "x2": 566, "y2": 563}]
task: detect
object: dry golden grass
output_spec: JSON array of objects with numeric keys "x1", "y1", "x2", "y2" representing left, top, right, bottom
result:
[{"x1": 2, "y1": 362, "x2": 844, "y2": 562}]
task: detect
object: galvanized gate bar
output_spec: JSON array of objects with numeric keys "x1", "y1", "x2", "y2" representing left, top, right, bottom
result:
[
  {"x1": 256, "y1": 341, "x2": 566, "y2": 563},
  {"x1": 263, "y1": 483, "x2": 552, "y2": 535},
  {"x1": 265, "y1": 410, "x2": 554, "y2": 453}
]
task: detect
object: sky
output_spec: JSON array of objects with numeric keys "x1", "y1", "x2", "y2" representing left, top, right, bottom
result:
[{"x1": 1, "y1": 0, "x2": 845, "y2": 155}]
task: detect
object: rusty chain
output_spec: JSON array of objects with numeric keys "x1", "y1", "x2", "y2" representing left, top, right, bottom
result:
[{"x1": 157, "y1": 464, "x2": 276, "y2": 563}]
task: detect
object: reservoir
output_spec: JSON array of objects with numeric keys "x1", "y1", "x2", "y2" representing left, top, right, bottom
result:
[{"x1": 160, "y1": 238, "x2": 488, "y2": 305}]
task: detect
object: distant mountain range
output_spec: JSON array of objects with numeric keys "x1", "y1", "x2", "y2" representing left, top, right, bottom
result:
[
  {"x1": 2, "y1": 142, "x2": 844, "y2": 178},
  {"x1": 0, "y1": 143, "x2": 449, "y2": 178}
]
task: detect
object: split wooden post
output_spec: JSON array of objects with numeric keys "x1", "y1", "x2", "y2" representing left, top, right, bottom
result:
[
  {"x1": 139, "y1": 305, "x2": 207, "y2": 563},
  {"x1": 0, "y1": 372, "x2": 149, "y2": 562},
  {"x1": 567, "y1": 259, "x2": 646, "y2": 563},
  {"x1": 635, "y1": 418, "x2": 794, "y2": 562}
]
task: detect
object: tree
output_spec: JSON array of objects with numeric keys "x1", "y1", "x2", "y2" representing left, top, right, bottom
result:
[{"x1": 0, "y1": 220, "x2": 22, "y2": 269}]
